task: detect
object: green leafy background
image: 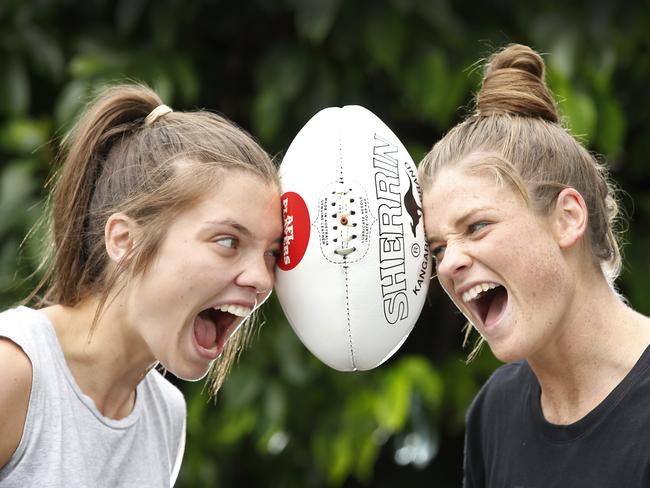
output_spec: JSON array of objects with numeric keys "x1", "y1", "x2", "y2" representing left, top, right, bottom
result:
[{"x1": 1, "y1": 1, "x2": 648, "y2": 486}]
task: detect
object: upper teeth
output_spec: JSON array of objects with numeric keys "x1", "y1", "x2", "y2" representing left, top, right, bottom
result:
[
  {"x1": 216, "y1": 304, "x2": 252, "y2": 317},
  {"x1": 462, "y1": 283, "x2": 499, "y2": 303}
]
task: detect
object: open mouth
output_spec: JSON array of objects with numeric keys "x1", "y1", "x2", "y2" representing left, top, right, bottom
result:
[
  {"x1": 193, "y1": 304, "x2": 252, "y2": 358},
  {"x1": 462, "y1": 283, "x2": 508, "y2": 329}
]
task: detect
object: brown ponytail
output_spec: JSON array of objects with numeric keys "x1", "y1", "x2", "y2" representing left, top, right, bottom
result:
[{"x1": 49, "y1": 85, "x2": 162, "y2": 305}]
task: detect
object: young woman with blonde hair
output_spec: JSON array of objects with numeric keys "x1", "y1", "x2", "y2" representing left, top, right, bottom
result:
[
  {"x1": 0, "y1": 84, "x2": 283, "y2": 486},
  {"x1": 419, "y1": 44, "x2": 650, "y2": 486}
]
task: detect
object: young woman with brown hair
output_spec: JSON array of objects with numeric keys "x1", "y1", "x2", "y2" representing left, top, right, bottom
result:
[
  {"x1": 419, "y1": 44, "x2": 650, "y2": 486},
  {"x1": 0, "y1": 84, "x2": 283, "y2": 486}
]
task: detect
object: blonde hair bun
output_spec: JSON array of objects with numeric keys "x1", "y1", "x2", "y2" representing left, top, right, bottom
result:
[{"x1": 477, "y1": 44, "x2": 560, "y2": 123}]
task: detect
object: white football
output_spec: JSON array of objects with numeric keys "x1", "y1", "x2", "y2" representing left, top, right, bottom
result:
[{"x1": 275, "y1": 105, "x2": 432, "y2": 371}]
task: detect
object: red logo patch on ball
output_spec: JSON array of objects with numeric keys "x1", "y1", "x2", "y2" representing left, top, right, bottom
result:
[{"x1": 279, "y1": 191, "x2": 310, "y2": 271}]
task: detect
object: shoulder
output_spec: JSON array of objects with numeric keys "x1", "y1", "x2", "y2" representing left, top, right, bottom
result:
[
  {"x1": 0, "y1": 307, "x2": 50, "y2": 350},
  {"x1": 464, "y1": 361, "x2": 531, "y2": 478},
  {"x1": 143, "y1": 369, "x2": 187, "y2": 420},
  {"x1": 0, "y1": 337, "x2": 33, "y2": 469},
  {"x1": 467, "y1": 361, "x2": 531, "y2": 420},
  {"x1": 0, "y1": 307, "x2": 29, "y2": 331},
  {"x1": 141, "y1": 369, "x2": 186, "y2": 470},
  {"x1": 148, "y1": 369, "x2": 186, "y2": 407}
]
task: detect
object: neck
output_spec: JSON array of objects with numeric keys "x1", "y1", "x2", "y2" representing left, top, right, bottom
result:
[
  {"x1": 528, "y1": 273, "x2": 650, "y2": 425},
  {"x1": 41, "y1": 296, "x2": 157, "y2": 420}
]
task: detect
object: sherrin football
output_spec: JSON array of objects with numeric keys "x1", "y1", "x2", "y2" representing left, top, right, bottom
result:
[{"x1": 275, "y1": 106, "x2": 432, "y2": 371}]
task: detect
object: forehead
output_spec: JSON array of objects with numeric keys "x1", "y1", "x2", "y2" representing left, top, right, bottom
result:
[
  {"x1": 178, "y1": 171, "x2": 282, "y2": 238},
  {"x1": 422, "y1": 167, "x2": 524, "y2": 235},
  {"x1": 424, "y1": 166, "x2": 504, "y2": 209}
]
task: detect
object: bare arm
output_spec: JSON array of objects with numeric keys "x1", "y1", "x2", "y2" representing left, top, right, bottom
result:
[{"x1": 0, "y1": 337, "x2": 32, "y2": 469}]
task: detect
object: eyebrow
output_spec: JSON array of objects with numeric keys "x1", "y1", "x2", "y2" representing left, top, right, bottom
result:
[
  {"x1": 203, "y1": 219, "x2": 283, "y2": 245},
  {"x1": 426, "y1": 205, "x2": 496, "y2": 246}
]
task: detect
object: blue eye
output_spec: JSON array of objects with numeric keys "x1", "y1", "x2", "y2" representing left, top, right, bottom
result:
[
  {"x1": 265, "y1": 249, "x2": 280, "y2": 261},
  {"x1": 432, "y1": 245, "x2": 446, "y2": 263},
  {"x1": 468, "y1": 222, "x2": 489, "y2": 234},
  {"x1": 216, "y1": 237, "x2": 238, "y2": 249}
]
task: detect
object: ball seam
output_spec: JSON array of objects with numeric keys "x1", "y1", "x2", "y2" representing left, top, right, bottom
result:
[{"x1": 343, "y1": 262, "x2": 356, "y2": 370}]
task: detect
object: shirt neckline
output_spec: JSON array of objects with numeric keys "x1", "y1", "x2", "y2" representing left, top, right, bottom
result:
[
  {"x1": 20, "y1": 306, "x2": 146, "y2": 429},
  {"x1": 527, "y1": 344, "x2": 650, "y2": 443}
]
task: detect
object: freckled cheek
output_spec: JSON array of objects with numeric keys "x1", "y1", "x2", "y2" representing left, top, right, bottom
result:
[
  {"x1": 509, "y1": 239, "x2": 565, "y2": 309},
  {"x1": 143, "y1": 258, "x2": 201, "y2": 309}
]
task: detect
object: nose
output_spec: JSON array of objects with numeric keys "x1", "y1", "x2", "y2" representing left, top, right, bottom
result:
[
  {"x1": 436, "y1": 241, "x2": 472, "y2": 279},
  {"x1": 236, "y1": 253, "x2": 275, "y2": 297}
]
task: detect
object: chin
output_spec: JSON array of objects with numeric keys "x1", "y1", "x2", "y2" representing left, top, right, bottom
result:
[
  {"x1": 177, "y1": 369, "x2": 212, "y2": 382},
  {"x1": 160, "y1": 359, "x2": 214, "y2": 382},
  {"x1": 486, "y1": 339, "x2": 527, "y2": 364},
  {"x1": 492, "y1": 350, "x2": 525, "y2": 364}
]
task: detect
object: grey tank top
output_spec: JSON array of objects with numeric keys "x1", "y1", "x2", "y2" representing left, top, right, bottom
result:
[{"x1": 0, "y1": 307, "x2": 186, "y2": 487}]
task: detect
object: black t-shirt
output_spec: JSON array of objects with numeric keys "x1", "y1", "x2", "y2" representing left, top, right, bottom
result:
[{"x1": 464, "y1": 346, "x2": 650, "y2": 488}]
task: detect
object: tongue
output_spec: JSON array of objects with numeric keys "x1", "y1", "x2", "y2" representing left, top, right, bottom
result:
[
  {"x1": 194, "y1": 315, "x2": 218, "y2": 349},
  {"x1": 485, "y1": 287, "x2": 507, "y2": 327}
]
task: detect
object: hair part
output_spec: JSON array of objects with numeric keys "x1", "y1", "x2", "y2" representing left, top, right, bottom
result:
[{"x1": 25, "y1": 83, "x2": 278, "y2": 395}]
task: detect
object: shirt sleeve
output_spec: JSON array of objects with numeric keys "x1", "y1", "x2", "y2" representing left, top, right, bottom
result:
[
  {"x1": 463, "y1": 391, "x2": 486, "y2": 488},
  {"x1": 170, "y1": 414, "x2": 186, "y2": 486}
]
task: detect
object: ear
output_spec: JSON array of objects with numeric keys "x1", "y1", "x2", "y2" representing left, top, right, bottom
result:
[
  {"x1": 105, "y1": 213, "x2": 138, "y2": 263},
  {"x1": 552, "y1": 188, "x2": 588, "y2": 249}
]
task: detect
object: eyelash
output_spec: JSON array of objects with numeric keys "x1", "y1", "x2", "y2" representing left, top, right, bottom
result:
[
  {"x1": 215, "y1": 237, "x2": 281, "y2": 262},
  {"x1": 265, "y1": 249, "x2": 281, "y2": 259},
  {"x1": 468, "y1": 221, "x2": 489, "y2": 234},
  {"x1": 430, "y1": 221, "x2": 491, "y2": 263},
  {"x1": 216, "y1": 236, "x2": 238, "y2": 249},
  {"x1": 432, "y1": 245, "x2": 446, "y2": 262}
]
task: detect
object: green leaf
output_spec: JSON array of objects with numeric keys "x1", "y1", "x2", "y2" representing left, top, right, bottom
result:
[
  {"x1": 213, "y1": 406, "x2": 257, "y2": 445},
  {"x1": 402, "y1": 48, "x2": 466, "y2": 127},
  {"x1": 69, "y1": 54, "x2": 109, "y2": 78},
  {"x1": 69, "y1": 45, "x2": 127, "y2": 78},
  {"x1": 547, "y1": 32, "x2": 578, "y2": 79},
  {"x1": 591, "y1": 48, "x2": 616, "y2": 93},
  {"x1": 116, "y1": 0, "x2": 148, "y2": 36},
  {"x1": 596, "y1": 96, "x2": 626, "y2": 157},
  {"x1": 171, "y1": 57, "x2": 200, "y2": 104},
  {"x1": 398, "y1": 356, "x2": 444, "y2": 408},
  {"x1": 374, "y1": 368, "x2": 410, "y2": 432},
  {"x1": 18, "y1": 199, "x2": 47, "y2": 283},
  {"x1": 152, "y1": 72, "x2": 174, "y2": 105},
  {"x1": 252, "y1": 88, "x2": 283, "y2": 143},
  {"x1": 362, "y1": 8, "x2": 406, "y2": 73},
  {"x1": 263, "y1": 381, "x2": 286, "y2": 425},
  {"x1": 290, "y1": 0, "x2": 342, "y2": 43},
  {"x1": 253, "y1": 47, "x2": 309, "y2": 141},
  {"x1": 185, "y1": 383, "x2": 209, "y2": 435},
  {"x1": 548, "y1": 67, "x2": 596, "y2": 142},
  {"x1": 54, "y1": 79, "x2": 90, "y2": 129},
  {"x1": 272, "y1": 317, "x2": 313, "y2": 385},
  {"x1": 220, "y1": 363, "x2": 262, "y2": 408},
  {"x1": 0, "y1": 118, "x2": 51, "y2": 155},
  {"x1": 0, "y1": 57, "x2": 30, "y2": 116},
  {"x1": 354, "y1": 435, "x2": 379, "y2": 483},
  {"x1": 0, "y1": 160, "x2": 38, "y2": 225},
  {"x1": 442, "y1": 357, "x2": 481, "y2": 428},
  {"x1": 23, "y1": 26, "x2": 65, "y2": 81},
  {"x1": 329, "y1": 431, "x2": 354, "y2": 485},
  {"x1": 560, "y1": 89, "x2": 597, "y2": 143},
  {"x1": 0, "y1": 237, "x2": 20, "y2": 291}
]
